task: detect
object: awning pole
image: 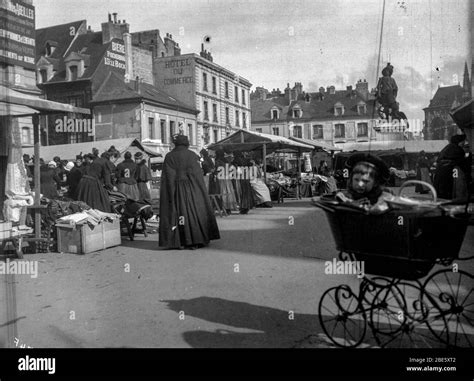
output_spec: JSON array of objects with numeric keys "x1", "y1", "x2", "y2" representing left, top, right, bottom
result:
[
  {"x1": 297, "y1": 148, "x2": 301, "y2": 199},
  {"x1": 33, "y1": 114, "x2": 41, "y2": 239},
  {"x1": 263, "y1": 143, "x2": 267, "y2": 181}
]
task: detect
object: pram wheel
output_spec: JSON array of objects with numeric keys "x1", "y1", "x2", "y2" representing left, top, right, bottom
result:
[
  {"x1": 318, "y1": 285, "x2": 367, "y2": 348},
  {"x1": 370, "y1": 282, "x2": 441, "y2": 348},
  {"x1": 421, "y1": 269, "x2": 474, "y2": 348}
]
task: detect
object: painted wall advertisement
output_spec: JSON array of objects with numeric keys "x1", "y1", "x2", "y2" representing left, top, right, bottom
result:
[
  {"x1": 0, "y1": 0, "x2": 35, "y2": 69},
  {"x1": 104, "y1": 39, "x2": 126, "y2": 72}
]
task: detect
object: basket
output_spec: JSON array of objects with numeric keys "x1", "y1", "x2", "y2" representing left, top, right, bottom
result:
[{"x1": 314, "y1": 182, "x2": 470, "y2": 279}]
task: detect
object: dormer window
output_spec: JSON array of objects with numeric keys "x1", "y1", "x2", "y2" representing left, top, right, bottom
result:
[
  {"x1": 293, "y1": 105, "x2": 302, "y2": 118},
  {"x1": 334, "y1": 102, "x2": 344, "y2": 116},
  {"x1": 357, "y1": 101, "x2": 367, "y2": 115},
  {"x1": 39, "y1": 69, "x2": 48, "y2": 83},
  {"x1": 64, "y1": 52, "x2": 88, "y2": 81},
  {"x1": 69, "y1": 65, "x2": 78, "y2": 81},
  {"x1": 271, "y1": 107, "x2": 279, "y2": 120}
]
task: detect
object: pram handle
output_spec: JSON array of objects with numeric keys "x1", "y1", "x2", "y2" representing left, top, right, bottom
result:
[{"x1": 397, "y1": 180, "x2": 437, "y2": 202}]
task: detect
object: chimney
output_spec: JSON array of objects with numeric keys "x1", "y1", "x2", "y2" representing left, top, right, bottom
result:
[
  {"x1": 135, "y1": 76, "x2": 140, "y2": 92},
  {"x1": 113, "y1": 12, "x2": 118, "y2": 23},
  {"x1": 108, "y1": 13, "x2": 112, "y2": 22},
  {"x1": 124, "y1": 33, "x2": 132, "y2": 82},
  {"x1": 356, "y1": 79, "x2": 369, "y2": 100},
  {"x1": 319, "y1": 86, "x2": 325, "y2": 94},
  {"x1": 101, "y1": 13, "x2": 130, "y2": 44},
  {"x1": 346, "y1": 85, "x2": 352, "y2": 91},
  {"x1": 328, "y1": 85, "x2": 335, "y2": 95}
]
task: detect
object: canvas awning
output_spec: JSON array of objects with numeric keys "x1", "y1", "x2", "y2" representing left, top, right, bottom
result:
[
  {"x1": 208, "y1": 129, "x2": 313, "y2": 153},
  {"x1": 335, "y1": 140, "x2": 449, "y2": 153},
  {"x1": 289, "y1": 137, "x2": 341, "y2": 152},
  {"x1": 0, "y1": 85, "x2": 90, "y2": 115},
  {"x1": 23, "y1": 138, "x2": 161, "y2": 162}
]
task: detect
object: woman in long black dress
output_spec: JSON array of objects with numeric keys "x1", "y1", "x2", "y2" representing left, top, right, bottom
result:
[
  {"x1": 159, "y1": 135, "x2": 220, "y2": 249},
  {"x1": 40, "y1": 161, "x2": 61, "y2": 199},
  {"x1": 76, "y1": 154, "x2": 112, "y2": 212}
]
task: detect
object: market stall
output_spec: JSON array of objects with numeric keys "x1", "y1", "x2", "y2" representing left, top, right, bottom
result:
[
  {"x1": 207, "y1": 130, "x2": 313, "y2": 198},
  {"x1": 1, "y1": 85, "x2": 91, "y2": 256}
]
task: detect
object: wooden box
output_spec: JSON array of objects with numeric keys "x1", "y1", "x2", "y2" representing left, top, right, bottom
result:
[{"x1": 56, "y1": 219, "x2": 121, "y2": 254}]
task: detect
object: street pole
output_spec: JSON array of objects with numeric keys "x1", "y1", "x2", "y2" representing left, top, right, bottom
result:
[{"x1": 263, "y1": 142, "x2": 267, "y2": 181}]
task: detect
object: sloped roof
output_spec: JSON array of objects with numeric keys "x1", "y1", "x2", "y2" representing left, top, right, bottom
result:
[
  {"x1": 251, "y1": 90, "x2": 376, "y2": 123},
  {"x1": 208, "y1": 129, "x2": 313, "y2": 153},
  {"x1": 91, "y1": 71, "x2": 198, "y2": 114},
  {"x1": 44, "y1": 32, "x2": 107, "y2": 83},
  {"x1": 426, "y1": 85, "x2": 464, "y2": 108},
  {"x1": 36, "y1": 20, "x2": 86, "y2": 60}
]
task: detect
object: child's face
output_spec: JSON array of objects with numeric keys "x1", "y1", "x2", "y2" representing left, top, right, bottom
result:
[{"x1": 351, "y1": 172, "x2": 375, "y2": 194}]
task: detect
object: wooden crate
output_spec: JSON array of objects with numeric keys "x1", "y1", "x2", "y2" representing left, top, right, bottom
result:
[{"x1": 56, "y1": 219, "x2": 121, "y2": 254}]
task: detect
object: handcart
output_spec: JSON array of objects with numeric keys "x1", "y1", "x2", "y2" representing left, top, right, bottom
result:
[{"x1": 314, "y1": 181, "x2": 473, "y2": 348}]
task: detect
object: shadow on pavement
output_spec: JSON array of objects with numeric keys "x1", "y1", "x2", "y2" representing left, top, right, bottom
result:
[{"x1": 162, "y1": 296, "x2": 321, "y2": 348}]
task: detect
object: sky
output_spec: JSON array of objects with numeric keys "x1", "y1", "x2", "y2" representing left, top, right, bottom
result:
[{"x1": 35, "y1": 0, "x2": 471, "y2": 125}]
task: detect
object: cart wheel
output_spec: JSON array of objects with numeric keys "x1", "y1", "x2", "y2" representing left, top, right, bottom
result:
[
  {"x1": 421, "y1": 269, "x2": 474, "y2": 348},
  {"x1": 318, "y1": 285, "x2": 367, "y2": 348},
  {"x1": 370, "y1": 282, "x2": 440, "y2": 348}
]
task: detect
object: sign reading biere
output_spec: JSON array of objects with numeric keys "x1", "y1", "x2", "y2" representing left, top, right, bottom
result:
[{"x1": 0, "y1": 0, "x2": 35, "y2": 69}]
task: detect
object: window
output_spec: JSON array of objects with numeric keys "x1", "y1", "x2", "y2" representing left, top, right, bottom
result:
[
  {"x1": 256, "y1": 128, "x2": 263, "y2": 133},
  {"x1": 203, "y1": 101, "x2": 209, "y2": 121},
  {"x1": 272, "y1": 127, "x2": 280, "y2": 135},
  {"x1": 69, "y1": 65, "x2": 78, "y2": 81},
  {"x1": 169, "y1": 121, "x2": 176, "y2": 143},
  {"x1": 97, "y1": 111, "x2": 102, "y2": 123},
  {"x1": 358, "y1": 104, "x2": 367, "y2": 115},
  {"x1": 334, "y1": 103, "x2": 344, "y2": 116},
  {"x1": 213, "y1": 129, "x2": 218, "y2": 143},
  {"x1": 213, "y1": 104, "x2": 218, "y2": 123},
  {"x1": 293, "y1": 107, "x2": 302, "y2": 118},
  {"x1": 234, "y1": 86, "x2": 239, "y2": 103},
  {"x1": 272, "y1": 109, "x2": 279, "y2": 120},
  {"x1": 160, "y1": 119, "x2": 166, "y2": 142},
  {"x1": 148, "y1": 117, "x2": 155, "y2": 139},
  {"x1": 225, "y1": 107, "x2": 230, "y2": 124},
  {"x1": 188, "y1": 123, "x2": 193, "y2": 145},
  {"x1": 39, "y1": 69, "x2": 48, "y2": 83},
  {"x1": 235, "y1": 110, "x2": 240, "y2": 126},
  {"x1": 225, "y1": 82, "x2": 229, "y2": 98},
  {"x1": 202, "y1": 72, "x2": 208, "y2": 91},
  {"x1": 242, "y1": 112, "x2": 247, "y2": 128},
  {"x1": 212, "y1": 77, "x2": 217, "y2": 94},
  {"x1": 69, "y1": 133, "x2": 84, "y2": 144},
  {"x1": 312, "y1": 125, "x2": 324, "y2": 139},
  {"x1": 293, "y1": 125, "x2": 302, "y2": 138},
  {"x1": 21, "y1": 127, "x2": 32, "y2": 145},
  {"x1": 357, "y1": 122, "x2": 368, "y2": 137},
  {"x1": 334, "y1": 124, "x2": 345, "y2": 138},
  {"x1": 242, "y1": 89, "x2": 246, "y2": 105}
]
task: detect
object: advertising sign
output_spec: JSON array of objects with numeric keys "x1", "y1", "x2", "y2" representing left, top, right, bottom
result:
[{"x1": 0, "y1": 0, "x2": 35, "y2": 69}]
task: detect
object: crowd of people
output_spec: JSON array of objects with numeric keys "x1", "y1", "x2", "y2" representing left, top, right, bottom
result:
[{"x1": 23, "y1": 146, "x2": 153, "y2": 213}]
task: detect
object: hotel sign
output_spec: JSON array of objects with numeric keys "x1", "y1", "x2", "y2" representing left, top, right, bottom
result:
[
  {"x1": 162, "y1": 57, "x2": 194, "y2": 86},
  {"x1": 0, "y1": 0, "x2": 35, "y2": 69}
]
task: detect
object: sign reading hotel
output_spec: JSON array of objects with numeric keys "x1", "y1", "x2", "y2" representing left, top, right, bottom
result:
[
  {"x1": 0, "y1": 0, "x2": 35, "y2": 69},
  {"x1": 104, "y1": 40, "x2": 126, "y2": 71},
  {"x1": 162, "y1": 57, "x2": 194, "y2": 86}
]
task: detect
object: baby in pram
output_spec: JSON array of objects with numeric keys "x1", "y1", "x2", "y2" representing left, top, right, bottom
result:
[{"x1": 335, "y1": 153, "x2": 393, "y2": 214}]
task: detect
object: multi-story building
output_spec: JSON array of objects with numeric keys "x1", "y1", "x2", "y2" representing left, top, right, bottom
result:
[
  {"x1": 154, "y1": 45, "x2": 252, "y2": 147},
  {"x1": 34, "y1": 13, "x2": 185, "y2": 154},
  {"x1": 251, "y1": 80, "x2": 400, "y2": 149},
  {"x1": 423, "y1": 62, "x2": 471, "y2": 140}
]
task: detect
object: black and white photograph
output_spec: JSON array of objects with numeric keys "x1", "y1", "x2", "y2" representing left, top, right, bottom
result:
[{"x1": 0, "y1": 0, "x2": 473, "y2": 378}]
